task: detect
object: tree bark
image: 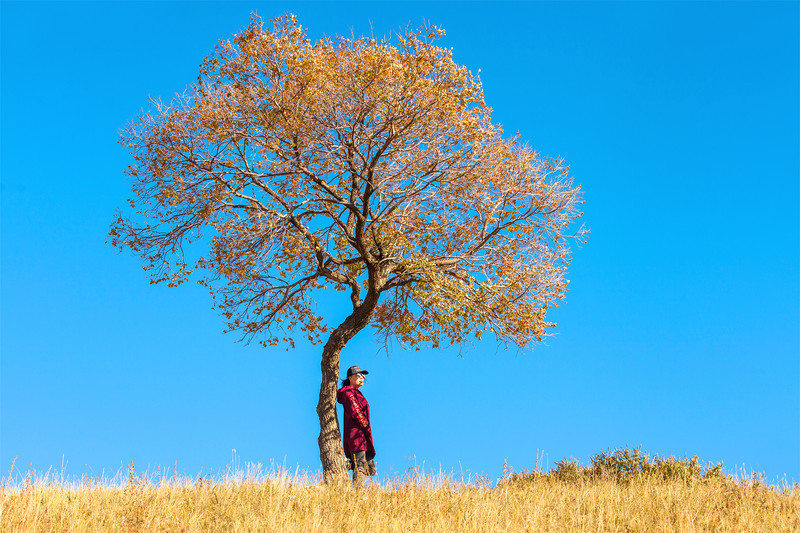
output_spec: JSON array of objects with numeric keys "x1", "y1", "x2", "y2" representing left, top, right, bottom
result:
[
  {"x1": 317, "y1": 332, "x2": 350, "y2": 483},
  {"x1": 317, "y1": 288, "x2": 382, "y2": 483}
]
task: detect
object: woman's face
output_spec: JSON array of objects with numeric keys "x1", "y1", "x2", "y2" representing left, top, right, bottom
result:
[{"x1": 350, "y1": 373, "x2": 365, "y2": 388}]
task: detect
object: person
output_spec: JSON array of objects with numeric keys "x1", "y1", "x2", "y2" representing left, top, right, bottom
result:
[{"x1": 337, "y1": 365, "x2": 376, "y2": 484}]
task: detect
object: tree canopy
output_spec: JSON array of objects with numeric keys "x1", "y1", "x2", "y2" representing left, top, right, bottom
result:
[{"x1": 110, "y1": 14, "x2": 583, "y2": 353}]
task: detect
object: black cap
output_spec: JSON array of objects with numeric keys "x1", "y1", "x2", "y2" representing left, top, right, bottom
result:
[{"x1": 346, "y1": 365, "x2": 369, "y2": 377}]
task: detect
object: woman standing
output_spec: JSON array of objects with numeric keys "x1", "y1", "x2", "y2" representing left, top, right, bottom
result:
[{"x1": 337, "y1": 365, "x2": 376, "y2": 483}]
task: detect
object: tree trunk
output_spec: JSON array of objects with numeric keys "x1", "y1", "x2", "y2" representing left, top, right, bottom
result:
[
  {"x1": 317, "y1": 333, "x2": 349, "y2": 483},
  {"x1": 317, "y1": 293, "x2": 381, "y2": 483}
]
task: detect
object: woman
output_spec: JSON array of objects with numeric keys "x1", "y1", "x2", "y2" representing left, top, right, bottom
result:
[{"x1": 337, "y1": 365, "x2": 376, "y2": 483}]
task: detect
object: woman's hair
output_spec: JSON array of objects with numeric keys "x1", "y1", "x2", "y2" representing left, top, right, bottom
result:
[{"x1": 341, "y1": 378, "x2": 350, "y2": 387}]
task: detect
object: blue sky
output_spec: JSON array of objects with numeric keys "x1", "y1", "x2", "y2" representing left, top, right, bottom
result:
[{"x1": 2, "y1": 1, "x2": 798, "y2": 485}]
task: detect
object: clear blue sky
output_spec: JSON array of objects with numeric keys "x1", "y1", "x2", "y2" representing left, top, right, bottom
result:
[{"x1": 2, "y1": 1, "x2": 798, "y2": 485}]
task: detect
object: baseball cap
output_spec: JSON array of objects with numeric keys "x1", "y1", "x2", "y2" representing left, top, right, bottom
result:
[{"x1": 346, "y1": 365, "x2": 369, "y2": 377}]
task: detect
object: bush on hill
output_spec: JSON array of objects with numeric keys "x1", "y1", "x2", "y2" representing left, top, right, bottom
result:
[{"x1": 503, "y1": 446, "x2": 726, "y2": 486}]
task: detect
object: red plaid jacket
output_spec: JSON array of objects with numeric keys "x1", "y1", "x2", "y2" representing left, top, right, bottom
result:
[{"x1": 337, "y1": 384, "x2": 375, "y2": 459}]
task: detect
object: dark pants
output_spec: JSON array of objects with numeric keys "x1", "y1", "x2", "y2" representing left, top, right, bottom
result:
[{"x1": 348, "y1": 451, "x2": 376, "y2": 483}]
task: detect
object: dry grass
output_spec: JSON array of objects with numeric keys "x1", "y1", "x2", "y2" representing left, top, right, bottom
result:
[{"x1": 2, "y1": 461, "x2": 798, "y2": 532}]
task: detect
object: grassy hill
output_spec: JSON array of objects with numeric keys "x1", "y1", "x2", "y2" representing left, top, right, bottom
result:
[{"x1": 2, "y1": 449, "x2": 797, "y2": 532}]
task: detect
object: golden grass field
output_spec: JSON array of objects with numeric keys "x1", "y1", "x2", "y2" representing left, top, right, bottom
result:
[{"x1": 2, "y1": 454, "x2": 798, "y2": 532}]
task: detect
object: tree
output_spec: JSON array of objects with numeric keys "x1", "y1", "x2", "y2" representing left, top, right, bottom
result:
[{"x1": 109, "y1": 13, "x2": 584, "y2": 482}]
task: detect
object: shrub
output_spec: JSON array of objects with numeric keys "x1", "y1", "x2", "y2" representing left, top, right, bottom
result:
[
  {"x1": 550, "y1": 458, "x2": 585, "y2": 484},
  {"x1": 504, "y1": 447, "x2": 728, "y2": 486}
]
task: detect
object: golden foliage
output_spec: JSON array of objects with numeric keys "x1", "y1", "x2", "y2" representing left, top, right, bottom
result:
[{"x1": 110, "y1": 13, "x2": 584, "y2": 349}]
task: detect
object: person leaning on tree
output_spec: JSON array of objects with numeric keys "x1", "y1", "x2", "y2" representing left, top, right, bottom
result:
[{"x1": 337, "y1": 365, "x2": 376, "y2": 483}]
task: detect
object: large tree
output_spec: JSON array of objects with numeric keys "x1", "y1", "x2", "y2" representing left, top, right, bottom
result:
[{"x1": 110, "y1": 14, "x2": 584, "y2": 481}]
